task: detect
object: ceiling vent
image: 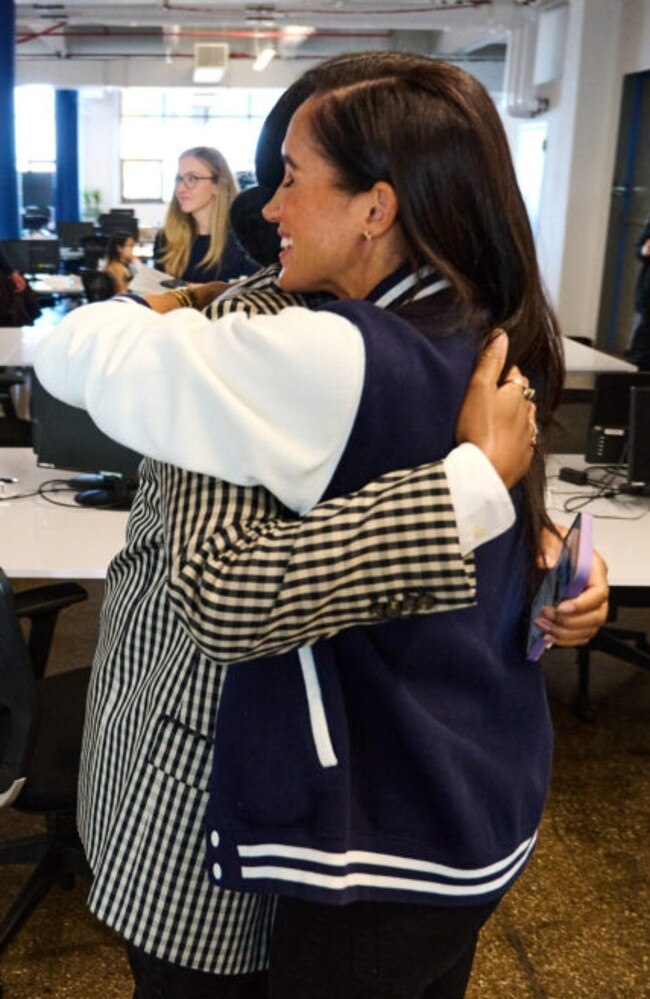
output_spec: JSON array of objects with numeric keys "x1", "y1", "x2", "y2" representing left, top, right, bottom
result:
[{"x1": 193, "y1": 43, "x2": 229, "y2": 84}]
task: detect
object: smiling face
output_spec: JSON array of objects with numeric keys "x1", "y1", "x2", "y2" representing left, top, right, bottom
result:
[
  {"x1": 174, "y1": 155, "x2": 218, "y2": 218},
  {"x1": 262, "y1": 101, "x2": 387, "y2": 299}
]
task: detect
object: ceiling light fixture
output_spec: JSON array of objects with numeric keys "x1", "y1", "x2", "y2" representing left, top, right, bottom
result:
[{"x1": 252, "y1": 45, "x2": 275, "y2": 71}]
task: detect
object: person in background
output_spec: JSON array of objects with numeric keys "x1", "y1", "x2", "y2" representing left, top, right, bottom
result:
[
  {"x1": 624, "y1": 215, "x2": 650, "y2": 370},
  {"x1": 102, "y1": 231, "x2": 140, "y2": 294},
  {"x1": 154, "y1": 146, "x2": 258, "y2": 283},
  {"x1": 0, "y1": 244, "x2": 27, "y2": 294},
  {"x1": 0, "y1": 242, "x2": 41, "y2": 326},
  {"x1": 35, "y1": 52, "x2": 609, "y2": 999}
]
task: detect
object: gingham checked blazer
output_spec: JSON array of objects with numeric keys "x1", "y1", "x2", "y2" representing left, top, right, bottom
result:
[{"x1": 76, "y1": 269, "x2": 477, "y2": 974}]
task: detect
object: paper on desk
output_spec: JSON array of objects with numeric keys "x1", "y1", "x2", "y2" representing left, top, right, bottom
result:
[{"x1": 130, "y1": 266, "x2": 181, "y2": 294}]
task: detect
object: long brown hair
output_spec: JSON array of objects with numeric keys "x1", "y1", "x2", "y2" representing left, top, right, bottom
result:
[
  {"x1": 160, "y1": 146, "x2": 239, "y2": 277},
  {"x1": 305, "y1": 61, "x2": 565, "y2": 571}
]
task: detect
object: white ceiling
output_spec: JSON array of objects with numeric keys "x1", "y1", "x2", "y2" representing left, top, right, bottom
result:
[{"x1": 14, "y1": 0, "x2": 547, "y2": 66}]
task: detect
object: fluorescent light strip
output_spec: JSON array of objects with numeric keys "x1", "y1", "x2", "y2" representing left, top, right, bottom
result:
[{"x1": 253, "y1": 47, "x2": 275, "y2": 72}]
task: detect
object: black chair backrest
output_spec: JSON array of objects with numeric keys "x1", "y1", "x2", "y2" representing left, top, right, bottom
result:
[
  {"x1": 80, "y1": 268, "x2": 115, "y2": 303},
  {"x1": 0, "y1": 568, "x2": 35, "y2": 806},
  {"x1": 22, "y1": 206, "x2": 51, "y2": 232},
  {"x1": 80, "y1": 234, "x2": 108, "y2": 269}
]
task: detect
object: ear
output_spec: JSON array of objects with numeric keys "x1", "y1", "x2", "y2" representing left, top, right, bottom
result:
[{"x1": 364, "y1": 182, "x2": 400, "y2": 238}]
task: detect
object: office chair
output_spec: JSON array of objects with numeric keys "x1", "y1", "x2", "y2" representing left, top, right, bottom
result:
[
  {"x1": 0, "y1": 371, "x2": 32, "y2": 447},
  {"x1": 96, "y1": 213, "x2": 139, "y2": 240},
  {"x1": 0, "y1": 568, "x2": 91, "y2": 957},
  {"x1": 79, "y1": 267, "x2": 116, "y2": 303},
  {"x1": 21, "y1": 206, "x2": 51, "y2": 234},
  {"x1": 79, "y1": 235, "x2": 108, "y2": 270},
  {"x1": 0, "y1": 371, "x2": 25, "y2": 420},
  {"x1": 575, "y1": 589, "x2": 650, "y2": 721}
]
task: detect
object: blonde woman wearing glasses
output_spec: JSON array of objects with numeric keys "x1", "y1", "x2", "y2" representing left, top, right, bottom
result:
[{"x1": 154, "y1": 147, "x2": 258, "y2": 283}]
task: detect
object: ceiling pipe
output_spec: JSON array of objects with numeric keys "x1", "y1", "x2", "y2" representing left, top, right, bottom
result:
[
  {"x1": 14, "y1": 49, "x2": 342, "y2": 61},
  {"x1": 160, "y1": 0, "x2": 490, "y2": 13},
  {"x1": 17, "y1": 26, "x2": 393, "y2": 43},
  {"x1": 15, "y1": 20, "x2": 68, "y2": 45}
]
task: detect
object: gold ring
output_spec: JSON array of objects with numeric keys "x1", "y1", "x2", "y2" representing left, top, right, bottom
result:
[
  {"x1": 504, "y1": 376, "x2": 527, "y2": 389},
  {"x1": 523, "y1": 386, "x2": 536, "y2": 401}
]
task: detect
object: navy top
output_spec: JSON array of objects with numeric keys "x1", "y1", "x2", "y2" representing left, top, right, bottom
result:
[
  {"x1": 205, "y1": 266, "x2": 553, "y2": 909},
  {"x1": 154, "y1": 229, "x2": 258, "y2": 283}
]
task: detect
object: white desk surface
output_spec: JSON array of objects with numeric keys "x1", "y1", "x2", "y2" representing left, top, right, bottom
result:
[
  {"x1": 0, "y1": 325, "x2": 49, "y2": 366},
  {"x1": 547, "y1": 455, "x2": 650, "y2": 589},
  {"x1": 0, "y1": 446, "x2": 647, "y2": 588},
  {"x1": 562, "y1": 337, "x2": 636, "y2": 373},
  {"x1": 0, "y1": 448, "x2": 129, "y2": 579},
  {"x1": 30, "y1": 274, "x2": 84, "y2": 297},
  {"x1": 0, "y1": 326, "x2": 639, "y2": 375}
]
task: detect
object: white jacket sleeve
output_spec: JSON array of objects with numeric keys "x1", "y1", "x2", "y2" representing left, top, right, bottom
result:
[{"x1": 33, "y1": 299, "x2": 365, "y2": 514}]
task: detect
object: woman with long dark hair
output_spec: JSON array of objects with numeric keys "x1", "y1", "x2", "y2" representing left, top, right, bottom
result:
[
  {"x1": 35, "y1": 55, "x2": 607, "y2": 999},
  {"x1": 206, "y1": 63, "x2": 566, "y2": 998},
  {"x1": 103, "y1": 231, "x2": 139, "y2": 293}
]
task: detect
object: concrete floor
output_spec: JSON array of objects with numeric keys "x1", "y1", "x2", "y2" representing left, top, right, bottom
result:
[{"x1": 1, "y1": 581, "x2": 649, "y2": 998}]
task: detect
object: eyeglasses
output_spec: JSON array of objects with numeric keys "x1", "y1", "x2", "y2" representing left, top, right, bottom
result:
[{"x1": 174, "y1": 173, "x2": 216, "y2": 189}]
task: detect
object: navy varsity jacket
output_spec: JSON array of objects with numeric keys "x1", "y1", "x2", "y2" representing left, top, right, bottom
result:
[{"x1": 205, "y1": 266, "x2": 553, "y2": 907}]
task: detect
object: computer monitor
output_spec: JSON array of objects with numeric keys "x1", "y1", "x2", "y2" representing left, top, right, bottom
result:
[
  {"x1": 21, "y1": 171, "x2": 54, "y2": 209},
  {"x1": 26, "y1": 239, "x2": 61, "y2": 275},
  {"x1": 31, "y1": 375, "x2": 142, "y2": 508},
  {"x1": 97, "y1": 213, "x2": 139, "y2": 239},
  {"x1": 0, "y1": 239, "x2": 30, "y2": 275},
  {"x1": 56, "y1": 221, "x2": 96, "y2": 248},
  {"x1": 585, "y1": 371, "x2": 650, "y2": 465}
]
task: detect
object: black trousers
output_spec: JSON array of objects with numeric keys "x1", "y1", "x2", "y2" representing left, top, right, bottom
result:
[
  {"x1": 268, "y1": 896, "x2": 500, "y2": 999},
  {"x1": 125, "y1": 942, "x2": 268, "y2": 999}
]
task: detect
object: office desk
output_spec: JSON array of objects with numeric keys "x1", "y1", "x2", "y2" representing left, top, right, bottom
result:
[
  {"x1": 546, "y1": 455, "x2": 650, "y2": 588},
  {"x1": 0, "y1": 327, "x2": 637, "y2": 371},
  {"x1": 30, "y1": 274, "x2": 84, "y2": 298},
  {"x1": 562, "y1": 337, "x2": 636, "y2": 402},
  {"x1": 0, "y1": 448, "x2": 129, "y2": 579},
  {"x1": 562, "y1": 337, "x2": 636, "y2": 374},
  {"x1": 547, "y1": 454, "x2": 650, "y2": 715},
  {"x1": 3, "y1": 446, "x2": 646, "y2": 584},
  {"x1": 0, "y1": 325, "x2": 49, "y2": 366}
]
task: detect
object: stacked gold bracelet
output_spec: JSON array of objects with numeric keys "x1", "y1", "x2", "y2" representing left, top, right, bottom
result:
[{"x1": 169, "y1": 286, "x2": 200, "y2": 310}]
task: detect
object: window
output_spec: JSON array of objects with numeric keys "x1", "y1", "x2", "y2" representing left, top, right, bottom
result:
[
  {"x1": 122, "y1": 160, "x2": 164, "y2": 202},
  {"x1": 119, "y1": 87, "x2": 284, "y2": 203},
  {"x1": 514, "y1": 120, "x2": 548, "y2": 237},
  {"x1": 14, "y1": 86, "x2": 56, "y2": 210},
  {"x1": 15, "y1": 85, "x2": 56, "y2": 174}
]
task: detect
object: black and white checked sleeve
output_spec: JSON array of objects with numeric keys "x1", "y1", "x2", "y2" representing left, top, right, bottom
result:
[
  {"x1": 162, "y1": 461, "x2": 476, "y2": 665},
  {"x1": 154, "y1": 269, "x2": 475, "y2": 663}
]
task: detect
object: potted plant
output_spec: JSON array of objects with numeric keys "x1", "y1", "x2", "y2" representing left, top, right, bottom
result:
[{"x1": 83, "y1": 188, "x2": 102, "y2": 221}]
